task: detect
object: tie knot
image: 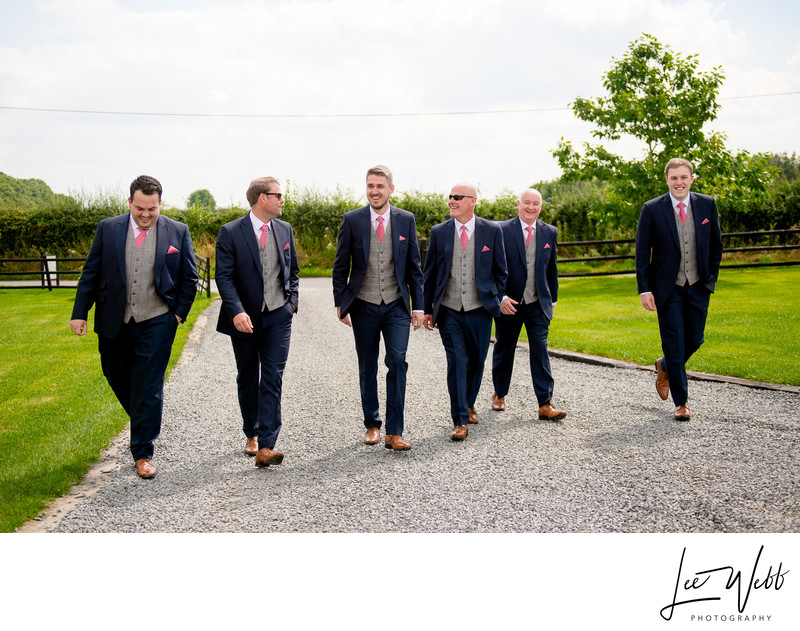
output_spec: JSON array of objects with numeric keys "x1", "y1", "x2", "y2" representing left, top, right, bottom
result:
[
  {"x1": 261, "y1": 224, "x2": 269, "y2": 233},
  {"x1": 526, "y1": 226, "x2": 533, "y2": 234},
  {"x1": 678, "y1": 202, "x2": 685, "y2": 211},
  {"x1": 377, "y1": 216, "x2": 384, "y2": 224}
]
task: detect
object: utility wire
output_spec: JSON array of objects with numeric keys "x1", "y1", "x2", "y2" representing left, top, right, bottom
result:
[{"x1": 0, "y1": 91, "x2": 797, "y2": 119}]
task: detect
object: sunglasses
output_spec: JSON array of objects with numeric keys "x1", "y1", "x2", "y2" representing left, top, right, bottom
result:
[
  {"x1": 263, "y1": 192, "x2": 283, "y2": 200},
  {"x1": 448, "y1": 194, "x2": 475, "y2": 201}
]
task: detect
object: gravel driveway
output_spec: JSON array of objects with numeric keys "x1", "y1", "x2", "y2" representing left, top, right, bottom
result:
[{"x1": 48, "y1": 278, "x2": 800, "y2": 533}]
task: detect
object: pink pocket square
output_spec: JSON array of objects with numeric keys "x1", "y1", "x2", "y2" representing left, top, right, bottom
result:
[
  {"x1": 702, "y1": 218, "x2": 710, "y2": 225},
  {"x1": 544, "y1": 243, "x2": 551, "y2": 249},
  {"x1": 399, "y1": 235, "x2": 406, "y2": 241},
  {"x1": 283, "y1": 242, "x2": 290, "y2": 250},
  {"x1": 167, "y1": 245, "x2": 179, "y2": 254},
  {"x1": 482, "y1": 245, "x2": 490, "y2": 252}
]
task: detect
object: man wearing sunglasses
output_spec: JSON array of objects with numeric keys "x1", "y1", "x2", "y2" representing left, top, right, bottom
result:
[
  {"x1": 333, "y1": 165, "x2": 424, "y2": 451},
  {"x1": 422, "y1": 183, "x2": 508, "y2": 441},
  {"x1": 215, "y1": 177, "x2": 299, "y2": 467}
]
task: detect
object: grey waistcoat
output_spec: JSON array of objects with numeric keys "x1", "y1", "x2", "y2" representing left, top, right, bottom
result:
[
  {"x1": 124, "y1": 223, "x2": 169, "y2": 323},
  {"x1": 442, "y1": 224, "x2": 482, "y2": 312},
  {"x1": 260, "y1": 224, "x2": 287, "y2": 311},
  {"x1": 675, "y1": 204, "x2": 700, "y2": 287},
  {"x1": 522, "y1": 226, "x2": 538, "y2": 304},
  {"x1": 356, "y1": 218, "x2": 402, "y2": 306}
]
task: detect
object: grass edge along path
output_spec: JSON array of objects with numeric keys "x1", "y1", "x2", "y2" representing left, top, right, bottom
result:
[
  {"x1": 546, "y1": 267, "x2": 799, "y2": 388},
  {"x1": 0, "y1": 290, "x2": 215, "y2": 533}
]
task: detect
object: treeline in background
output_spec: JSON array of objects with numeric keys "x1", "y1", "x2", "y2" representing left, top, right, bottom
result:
[{"x1": 1, "y1": 153, "x2": 799, "y2": 272}]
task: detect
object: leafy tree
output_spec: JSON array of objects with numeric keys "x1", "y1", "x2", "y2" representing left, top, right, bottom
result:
[
  {"x1": 552, "y1": 34, "x2": 776, "y2": 230},
  {"x1": 0, "y1": 171, "x2": 73, "y2": 208},
  {"x1": 186, "y1": 188, "x2": 217, "y2": 210}
]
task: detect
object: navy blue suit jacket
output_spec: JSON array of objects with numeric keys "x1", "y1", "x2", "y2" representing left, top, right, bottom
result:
[
  {"x1": 215, "y1": 214, "x2": 300, "y2": 338},
  {"x1": 422, "y1": 216, "x2": 508, "y2": 324},
  {"x1": 72, "y1": 213, "x2": 198, "y2": 338},
  {"x1": 500, "y1": 217, "x2": 558, "y2": 320},
  {"x1": 332, "y1": 205, "x2": 424, "y2": 318},
  {"x1": 635, "y1": 192, "x2": 723, "y2": 306}
]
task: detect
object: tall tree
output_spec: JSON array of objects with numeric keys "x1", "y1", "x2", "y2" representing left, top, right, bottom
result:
[
  {"x1": 552, "y1": 34, "x2": 775, "y2": 229},
  {"x1": 186, "y1": 188, "x2": 217, "y2": 210}
]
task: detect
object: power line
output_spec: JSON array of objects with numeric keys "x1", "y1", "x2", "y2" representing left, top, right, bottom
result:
[{"x1": 1, "y1": 91, "x2": 797, "y2": 119}]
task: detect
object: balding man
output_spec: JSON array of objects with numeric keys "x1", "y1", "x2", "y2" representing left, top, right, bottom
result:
[
  {"x1": 423, "y1": 183, "x2": 508, "y2": 441},
  {"x1": 490, "y1": 188, "x2": 566, "y2": 421}
]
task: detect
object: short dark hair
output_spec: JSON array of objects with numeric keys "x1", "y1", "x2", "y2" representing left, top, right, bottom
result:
[
  {"x1": 367, "y1": 165, "x2": 393, "y2": 188},
  {"x1": 130, "y1": 175, "x2": 163, "y2": 200},
  {"x1": 246, "y1": 177, "x2": 280, "y2": 207}
]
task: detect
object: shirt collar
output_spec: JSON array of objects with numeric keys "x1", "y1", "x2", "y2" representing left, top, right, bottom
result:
[
  {"x1": 519, "y1": 217, "x2": 536, "y2": 233},
  {"x1": 669, "y1": 193, "x2": 690, "y2": 213},
  {"x1": 370, "y1": 205, "x2": 390, "y2": 226},
  {"x1": 249, "y1": 210, "x2": 271, "y2": 232},
  {"x1": 455, "y1": 215, "x2": 476, "y2": 234},
  {"x1": 129, "y1": 214, "x2": 152, "y2": 235}
]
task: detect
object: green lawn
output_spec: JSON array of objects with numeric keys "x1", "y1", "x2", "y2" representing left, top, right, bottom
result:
[
  {"x1": 547, "y1": 267, "x2": 799, "y2": 386},
  {"x1": 0, "y1": 289, "x2": 215, "y2": 532}
]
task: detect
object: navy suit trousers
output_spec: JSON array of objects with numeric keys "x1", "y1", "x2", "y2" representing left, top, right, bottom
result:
[
  {"x1": 438, "y1": 306, "x2": 492, "y2": 425},
  {"x1": 492, "y1": 300, "x2": 554, "y2": 406},
  {"x1": 656, "y1": 283, "x2": 711, "y2": 407},
  {"x1": 230, "y1": 302, "x2": 294, "y2": 449},
  {"x1": 350, "y1": 298, "x2": 410, "y2": 435},
  {"x1": 98, "y1": 311, "x2": 178, "y2": 460}
]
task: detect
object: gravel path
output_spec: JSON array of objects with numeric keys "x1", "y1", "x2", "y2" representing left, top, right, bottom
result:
[{"x1": 50, "y1": 278, "x2": 800, "y2": 533}]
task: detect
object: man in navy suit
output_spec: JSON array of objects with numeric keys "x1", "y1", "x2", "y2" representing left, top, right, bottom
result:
[
  {"x1": 216, "y1": 177, "x2": 299, "y2": 466},
  {"x1": 70, "y1": 175, "x2": 198, "y2": 479},
  {"x1": 332, "y1": 165, "x2": 424, "y2": 451},
  {"x1": 490, "y1": 188, "x2": 566, "y2": 421},
  {"x1": 635, "y1": 158, "x2": 723, "y2": 421},
  {"x1": 423, "y1": 183, "x2": 508, "y2": 441}
]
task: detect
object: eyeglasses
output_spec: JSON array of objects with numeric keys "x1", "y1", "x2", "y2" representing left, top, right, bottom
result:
[
  {"x1": 449, "y1": 194, "x2": 475, "y2": 201},
  {"x1": 263, "y1": 192, "x2": 283, "y2": 200}
]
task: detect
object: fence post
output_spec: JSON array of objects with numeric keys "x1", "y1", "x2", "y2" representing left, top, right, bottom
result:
[{"x1": 41, "y1": 254, "x2": 53, "y2": 291}]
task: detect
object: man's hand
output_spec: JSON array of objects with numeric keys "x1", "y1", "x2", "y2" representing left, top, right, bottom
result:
[
  {"x1": 412, "y1": 312, "x2": 424, "y2": 330},
  {"x1": 70, "y1": 319, "x2": 88, "y2": 336},
  {"x1": 336, "y1": 306, "x2": 351, "y2": 327},
  {"x1": 423, "y1": 314, "x2": 434, "y2": 330},
  {"x1": 500, "y1": 297, "x2": 518, "y2": 315},
  {"x1": 233, "y1": 312, "x2": 254, "y2": 333},
  {"x1": 640, "y1": 292, "x2": 656, "y2": 311}
]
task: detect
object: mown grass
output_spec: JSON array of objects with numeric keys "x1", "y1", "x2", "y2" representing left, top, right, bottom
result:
[
  {"x1": 0, "y1": 289, "x2": 215, "y2": 533},
  {"x1": 546, "y1": 267, "x2": 799, "y2": 386}
]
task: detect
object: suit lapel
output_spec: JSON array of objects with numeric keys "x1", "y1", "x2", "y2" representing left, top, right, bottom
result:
[
  {"x1": 442, "y1": 218, "x2": 454, "y2": 278},
  {"x1": 154, "y1": 215, "x2": 167, "y2": 272},
  {"x1": 271, "y1": 220, "x2": 289, "y2": 281},
  {"x1": 473, "y1": 217, "x2": 486, "y2": 269},
  {"x1": 661, "y1": 194, "x2": 680, "y2": 247},
  {"x1": 390, "y1": 206, "x2": 402, "y2": 270},
  {"x1": 238, "y1": 215, "x2": 262, "y2": 274},
  {"x1": 359, "y1": 206, "x2": 372, "y2": 264},
  {"x1": 115, "y1": 214, "x2": 129, "y2": 284}
]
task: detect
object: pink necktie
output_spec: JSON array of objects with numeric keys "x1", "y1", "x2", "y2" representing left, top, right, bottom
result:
[
  {"x1": 525, "y1": 226, "x2": 534, "y2": 247},
  {"x1": 460, "y1": 225, "x2": 469, "y2": 249},
  {"x1": 135, "y1": 228, "x2": 149, "y2": 249},
  {"x1": 376, "y1": 215, "x2": 385, "y2": 243},
  {"x1": 260, "y1": 224, "x2": 269, "y2": 247},
  {"x1": 678, "y1": 202, "x2": 686, "y2": 225}
]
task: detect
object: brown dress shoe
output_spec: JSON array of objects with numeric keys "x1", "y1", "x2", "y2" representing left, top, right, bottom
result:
[
  {"x1": 468, "y1": 406, "x2": 479, "y2": 424},
  {"x1": 244, "y1": 437, "x2": 258, "y2": 456},
  {"x1": 655, "y1": 359, "x2": 670, "y2": 400},
  {"x1": 385, "y1": 435, "x2": 412, "y2": 451},
  {"x1": 255, "y1": 447, "x2": 285, "y2": 467},
  {"x1": 135, "y1": 458, "x2": 157, "y2": 479},
  {"x1": 538, "y1": 403, "x2": 567, "y2": 421},
  {"x1": 364, "y1": 427, "x2": 380, "y2": 445},
  {"x1": 451, "y1": 424, "x2": 468, "y2": 441},
  {"x1": 491, "y1": 393, "x2": 506, "y2": 411},
  {"x1": 674, "y1": 404, "x2": 691, "y2": 421}
]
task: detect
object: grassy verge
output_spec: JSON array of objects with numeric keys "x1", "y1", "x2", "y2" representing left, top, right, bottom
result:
[
  {"x1": 546, "y1": 267, "x2": 799, "y2": 386},
  {"x1": 0, "y1": 290, "x2": 215, "y2": 533}
]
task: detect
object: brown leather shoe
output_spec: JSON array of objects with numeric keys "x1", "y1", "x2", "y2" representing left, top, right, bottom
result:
[
  {"x1": 468, "y1": 406, "x2": 479, "y2": 424},
  {"x1": 244, "y1": 437, "x2": 258, "y2": 456},
  {"x1": 451, "y1": 424, "x2": 468, "y2": 441},
  {"x1": 385, "y1": 435, "x2": 412, "y2": 451},
  {"x1": 135, "y1": 458, "x2": 157, "y2": 479},
  {"x1": 255, "y1": 447, "x2": 285, "y2": 467},
  {"x1": 655, "y1": 358, "x2": 670, "y2": 400},
  {"x1": 538, "y1": 403, "x2": 567, "y2": 421},
  {"x1": 491, "y1": 393, "x2": 506, "y2": 411},
  {"x1": 364, "y1": 427, "x2": 380, "y2": 445},
  {"x1": 674, "y1": 404, "x2": 691, "y2": 421}
]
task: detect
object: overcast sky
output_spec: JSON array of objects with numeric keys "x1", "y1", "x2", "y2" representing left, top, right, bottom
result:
[{"x1": 1, "y1": 0, "x2": 798, "y2": 208}]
